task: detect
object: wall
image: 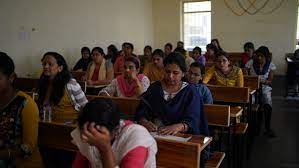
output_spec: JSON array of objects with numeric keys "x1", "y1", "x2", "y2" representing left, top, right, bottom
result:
[
  {"x1": 152, "y1": 0, "x2": 298, "y2": 75},
  {"x1": 0, "y1": 0, "x2": 153, "y2": 77}
]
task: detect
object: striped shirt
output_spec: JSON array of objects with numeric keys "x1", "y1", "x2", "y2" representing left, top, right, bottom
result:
[{"x1": 66, "y1": 78, "x2": 88, "y2": 111}]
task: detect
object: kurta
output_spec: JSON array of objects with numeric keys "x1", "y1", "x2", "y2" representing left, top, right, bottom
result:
[
  {"x1": 135, "y1": 81, "x2": 209, "y2": 136},
  {"x1": 203, "y1": 66, "x2": 244, "y2": 87},
  {"x1": 143, "y1": 63, "x2": 164, "y2": 82}
]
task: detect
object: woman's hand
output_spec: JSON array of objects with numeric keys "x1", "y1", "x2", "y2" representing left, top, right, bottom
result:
[
  {"x1": 81, "y1": 122, "x2": 111, "y2": 152},
  {"x1": 140, "y1": 119, "x2": 157, "y2": 132},
  {"x1": 158, "y1": 123, "x2": 184, "y2": 135},
  {"x1": 131, "y1": 71, "x2": 138, "y2": 81}
]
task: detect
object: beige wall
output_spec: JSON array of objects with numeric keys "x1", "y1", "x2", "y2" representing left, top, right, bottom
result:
[
  {"x1": 0, "y1": 0, "x2": 153, "y2": 77},
  {"x1": 153, "y1": 0, "x2": 298, "y2": 75}
]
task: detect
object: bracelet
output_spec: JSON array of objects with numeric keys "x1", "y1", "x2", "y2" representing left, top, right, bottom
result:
[{"x1": 7, "y1": 148, "x2": 11, "y2": 159}]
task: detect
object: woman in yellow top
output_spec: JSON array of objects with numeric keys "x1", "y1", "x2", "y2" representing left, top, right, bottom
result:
[
  {"x1": 37, "y1": 52, "x2": 88, "y2": 122},
  {"x1": 203, "y1": 51, "x2": 244, "y2": 87},
  {"x1": 86, "y1": 47, "x2": 114, "y2": 85},
  {"x1": 0, "y1": 52, "x2": 41, "y2": 167},
  {"x1": 143, "y1": 49, "x2": 164, "y2": 82}
]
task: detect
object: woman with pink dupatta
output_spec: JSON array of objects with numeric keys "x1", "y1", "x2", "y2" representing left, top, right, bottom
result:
[
  {"x1": 99, "y1": 57, "x2": 150, "y2": 98},
  {"x1": 72, "y1": 98, "x2": 157, "y2": 168}
]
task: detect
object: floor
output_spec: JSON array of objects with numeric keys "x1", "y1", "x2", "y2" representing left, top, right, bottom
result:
[{"x1": 244, "y1": 76, "x2": 299, "y2": 168}]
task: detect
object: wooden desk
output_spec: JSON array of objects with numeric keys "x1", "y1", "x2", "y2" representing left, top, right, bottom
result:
[
  {"x1": 230, "y1": 106, "x2": 243, "y2": 118},
  {"x1": 156, "y1": 135, "x2": 212, "y2": 168},
  {"x1": 86, "y1": 84, "x2": 107, "y2": 88},
  {"x1": 38, "y1": 121, "x2": 77, "y2": 151},
  {"x1": 38, "y1": 121, "x2": 212, "y2": 168},
  {"x1": 15, "y1": 78, "x2": 39, "y2": 92},
  {"x1": 207, "y1": 85, "x2": 250, "y2": 104},
  {"x1": 71, "y1": 71, "x2": 86, "y2": 81},
  {"x1": 86, "y1": 84, "x2": 108, "y2": 95}
]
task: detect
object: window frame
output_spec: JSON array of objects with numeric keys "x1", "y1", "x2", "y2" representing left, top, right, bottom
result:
[{"x1": 181, "y1": 0, "x2": 211, "y2": 51}]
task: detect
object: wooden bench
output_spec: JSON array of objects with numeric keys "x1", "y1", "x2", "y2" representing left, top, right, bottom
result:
[
  {"x1": 38, "y1": 121, "x2": 212, "y2": 168},
  {"x1": 77, "y1": 80, "x2": 87, "y2": 93},
  {"x1": 15, "y1": 77, "x2": 39, "y2": 92},
  {"x1": 206, "y1": 152, "x2": 226, "y2": 168},
  {"x1": 70, "y1": 71, "x2": 86, "y2": 81},
  {"x1": 86, "y1": 95, "x2": 140, "y2": 117},
  {"x1": 204, "y1": 104, "x2": 229, "y2": 167}
]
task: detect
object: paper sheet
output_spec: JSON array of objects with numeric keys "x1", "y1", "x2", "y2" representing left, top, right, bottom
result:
[{"x1": 150, "y1": 132, "x2": 192, "y2": 142}]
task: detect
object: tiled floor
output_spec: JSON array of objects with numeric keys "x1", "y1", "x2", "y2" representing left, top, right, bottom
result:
[{"x1": 244, "y1": 76, "x2": 299, "y2": 168}]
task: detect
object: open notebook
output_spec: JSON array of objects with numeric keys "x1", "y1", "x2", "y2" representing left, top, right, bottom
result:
[{"x1": 150, "y1": 132, "x2": 192, "y2": 142}]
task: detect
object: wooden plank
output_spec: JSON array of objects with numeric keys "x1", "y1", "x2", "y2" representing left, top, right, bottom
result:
[
  {"x1": 207, "y1": 85, "x2": 250, "y2": 104},
  {"x1": 77, "y1": 80, "x2": 87, "y2": 93},
  {"x1": 244, "y1": 75, "x2": 260, "y2": 92},
  {"x1": 15, "y1": 78, "x2": 39, "y2": 92},
  {"x1": 206, "y1": 152, "x2": 226, "y2": 168},
  {"x1": 204, "y1": 104, "x2": 230, "y2": 127},
  {"x1": 156, "y1": 139, "x2": 200, "y2": 168},
  {"x1": 38, "y1": 122, "x2": 77, "y2": 151},
  {"x1": 38, "y1": 121, "x2": 212, "y2": 168},
  {"x1": 230, "y1": 106, "x2": 243, "y2": 118},
  {"x1": 70, "y1": 71, "x2": 86, "y2": 81},
  {"x1": 86, "y1": 95, "x2": 140, "y2": 116}
]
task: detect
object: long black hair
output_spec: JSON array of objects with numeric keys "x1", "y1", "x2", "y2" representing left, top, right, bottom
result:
[
  {"x1": 0, "y1": 52, "x2": 15, "y2": 78},
  {"x1": 38, "y1": 52, "x2": 71, "y2": 106}
]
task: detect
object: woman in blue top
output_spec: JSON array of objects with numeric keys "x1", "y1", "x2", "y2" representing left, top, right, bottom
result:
[
  {"x1": 135, "y1": 52, "x2": 209, "y2": 136},
  {"x1": 187, "y1": 62, "x2": 213, "y2": 104}
]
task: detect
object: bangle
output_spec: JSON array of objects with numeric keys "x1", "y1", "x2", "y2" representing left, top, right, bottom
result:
[{"x1": 7, "y1": 148, "x2": 11, "y2": 159}]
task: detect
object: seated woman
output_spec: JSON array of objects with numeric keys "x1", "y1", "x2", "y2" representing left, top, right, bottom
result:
[
  {"x1": 187, "y1": 62, "x2": 213, "y2": 104},
  {"x1": 192, "y1": 46, "x2": 206, "y2": 66},
  {"x1": 37, "y1": 52, "x2": 88, "y2": 122},
  {"x1": 114, "y1": 42, "x2": 139, "y2": 73},
  {"x1": 99, "y1": 57, "x2": 150, "y2": 98},
  {"x1": 72, "y1": 98, "x2": 157, "y2": 168},
  {"x1": 204, "y1": 43, "x2": 218, "y2": 66},
  {"x1": 203, "y1": 51, "x2": 244, "y2": 87},
  {"x1": 106, "y1": 44, "x2": 119, "y2": 64},
  {"x1": 241, "y1": 42, "x2": 255, "y2": 68},
  {"x1": 245, "y1": 46, "x2": 276, "y2": 138},
  {"x1": 135, "y1": 52, "x2": 209, "y2": 136},
  {"x1": 73, "y1": 47, "x2": 91, "y2": 71},
  {"x1": 86, "y1": 47, "x2": 114, "y2": 85},
  {"x1": 164, "y1": 43, "x2": 173, "y2": 57},
  {"x1": 0, "y1": 52, "x2": 41, "y2": 167},
  {"x1": 143, "y1": 49, "x2": 164, "y2": 82},
  {"x1": 211, "y1": 38, "x2": 223, "y2": 51},
  {"x1": 140, "y1": 45, "x2": 152, "y2": 67}
]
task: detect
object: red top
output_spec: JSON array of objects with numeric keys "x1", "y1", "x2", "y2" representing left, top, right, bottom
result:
[
  {"x1": 241, "y1": 53, "x2": 250, "y2": 66},
  {"x1": 114, "y1": 56, "x2": 125, "y2": 73},
  {"x1": 72, "y1": 121, "x2": 149, "y2": 168},
  {"x1": 91, "y1": 66, "x2": 100, "y2": 81}
]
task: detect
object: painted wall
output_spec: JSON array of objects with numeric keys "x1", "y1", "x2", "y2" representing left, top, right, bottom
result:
[
  {"x1": 153, "y1": 0, "x2": 298, "y2": 75},
  {"x1": 0, "y1": 0, "x2": 153, "y2": 77}
]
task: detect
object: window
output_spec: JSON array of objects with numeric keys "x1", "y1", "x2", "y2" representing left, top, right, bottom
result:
[{"x1": 183, "y1": 1, "x2": 211, "y2": 51}]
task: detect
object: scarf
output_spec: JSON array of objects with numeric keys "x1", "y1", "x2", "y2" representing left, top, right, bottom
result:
[
  {"x1": 117, "y1": 74, "x2": 144, "y2": 97},
  {"x1": 88, "y1": 59, "x2": 106, "y2": 81},
  {"x1": 253, "y1": 60, "x2": 270, "y2": 75}
]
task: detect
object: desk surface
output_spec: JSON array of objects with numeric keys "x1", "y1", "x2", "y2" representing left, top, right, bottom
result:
[
  {"x1": 39, "y1": 121, "x2": 211, "y2": 151},
  {"x1": 86, "y1": 84, "x2": 108, "y2": 88}
]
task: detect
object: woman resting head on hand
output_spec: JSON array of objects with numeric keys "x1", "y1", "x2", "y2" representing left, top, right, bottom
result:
[{"x1": 72, "y1": 98, "x2": 157, "y2": 168}]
